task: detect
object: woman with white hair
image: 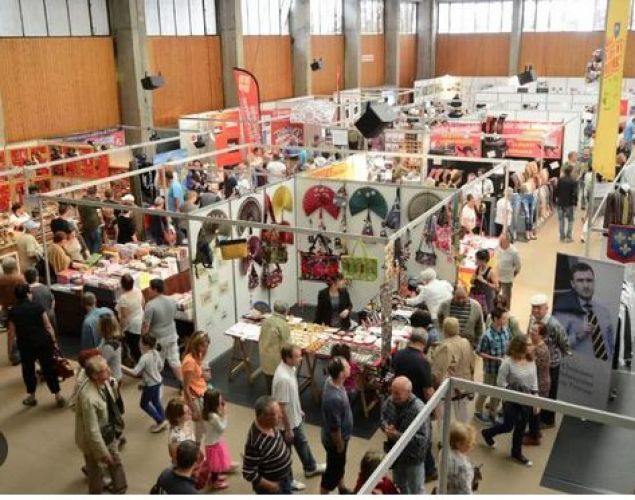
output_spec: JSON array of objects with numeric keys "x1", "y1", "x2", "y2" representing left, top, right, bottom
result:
[{"x1": 404, "y1": 268, "x2": 453, "y2": 321}]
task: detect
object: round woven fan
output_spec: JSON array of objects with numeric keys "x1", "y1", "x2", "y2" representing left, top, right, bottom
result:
[
  {"x1": 407, "y1": 192, "x2": 443, "y2": 221},
  {"x1": 206, "y1": 209, "x2": 232, "y2": 238},
  {"x1": 236, "y1": 197, "x2": 262, "y2": 236}
]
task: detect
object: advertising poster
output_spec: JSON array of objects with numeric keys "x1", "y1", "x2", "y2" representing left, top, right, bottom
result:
[
  {"x1": 429, "y1": 122, "x2": 482, "y2": 157},
  {"x1": 233, "y1": 67, "x2": 262, "y2": 144},
  {"x1": 268, "y1": 109, "x2": 304, "y2": 146},
  {"x1": 552, "y1": 253, "x2": 624, "y2": 409},
  {"x1": 53, "y1": 128, "x2": 126, "y2": 147},
  {"x1": 503, "y1": 121, "x2": 564, "y2": 159},
  {"x1": 213, "y1": 111, "x2": 243, "y2": 168},
  {"x1": 592, "y1": 0, "x2": 630, "y2": 180}
]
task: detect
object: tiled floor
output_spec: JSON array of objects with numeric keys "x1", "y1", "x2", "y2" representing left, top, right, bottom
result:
[{"x1": 0, "y1": 209, "x2": 600, "y2": 494}]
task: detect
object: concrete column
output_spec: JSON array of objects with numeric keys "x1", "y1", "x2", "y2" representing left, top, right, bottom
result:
[
  {"x1": 384, "y1": 0, "x2": 400, "y2": 86},
  {"x1": 343, "y1": 0, "x2": 361, "y2": 88},
  {"x1": 508, "y1": 0, "x2": 523, "y2": 75},
  {"x1": 108, "y1": 0, "x2": 154, "y2": 144},
  {"x1": 290, "y1": 0, "x2": 312, "y2": 96},
  {"x1": 416, "y1": 0, "x2": 437, "y2": 79},
  {"x1": 216, "y1": 0, "x2": 244, "y2": 108}
]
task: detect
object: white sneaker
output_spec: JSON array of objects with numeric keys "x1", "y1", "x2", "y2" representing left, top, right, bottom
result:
[
  {"x1": 150, "y1": 420, "x2": 169, "y2": 433},
  {"x1": 305, "y1": 463, "x2": 327, "y2": 478},
  {"x1": 291, "y1": 480, "x2": 306, "y2": 491}
]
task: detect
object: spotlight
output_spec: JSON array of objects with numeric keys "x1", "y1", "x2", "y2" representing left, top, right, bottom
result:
[
  {"x1": 517, "y1": 65, "x2": 537, "y2": 86},
  {"x1": 193, "y1": 134, "x2": 207, "y2": 149},
  {"x1": 310, "y1": 58, "x2": 324, "y2": 72},
  {"x1": 149, "y1": 130, "x2": 160, "y2": 141},
  {"x1": 140, "y1": 72, "x2": 165, "y2": 90}
]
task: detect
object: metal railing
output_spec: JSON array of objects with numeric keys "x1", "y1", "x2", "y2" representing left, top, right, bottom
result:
[{"x1": 357, "y1": 377, "x2": 635, "y2": 495}]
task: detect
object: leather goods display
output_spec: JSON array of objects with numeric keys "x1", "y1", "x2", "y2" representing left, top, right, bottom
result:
[
  {"x1": 384, "y1": 188, "x2": 401, "y2": 230},
  {"x1": 262, "y1": 263, "x2": 283, "y2": 289},
  {"x1": 219, "y1": 238, "x2": 249, "y2": 260},
  {"x1": 207, "y1": 209, "x2": 232, "y2": 238},
  {"x1": 415, "y1": 217, "x2": 437, "y2": 266},
  {"x1": 248, "y1": 263, "x2": 259, "y2": 289},
  {"x1": 240, "y1": 234, "x2": 264, "y2": 274},
  {"x1": 341, "y1": 240, "x2": 378, "y2": 282},
  {"x1": 303, "y1": 185, "x2": 340, "y2": 219},
  {"x1": 261, "y1": 196, "x2": 289, "y2": 264},
  {"x1": 236, "y1": 196, "x2": 263, "y2": 236},
  {"x1": 300, "y1": 233, "x2": 340, "y2": 281},
  {"x1": 407, "y1": 191, "x2": 442, "y2": 221}
]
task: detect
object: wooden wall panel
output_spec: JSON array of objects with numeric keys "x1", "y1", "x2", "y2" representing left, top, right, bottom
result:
[
  {"x1": 0, "y1": 37, "x2": 119, "y2": 143},
  {"x1": 436, "y1": 34, "x2": 510, "y2": 76},
  {"x1": 399, "y1": 35, "x2": 417, "y2": 88},
  {"x1": 310, "y1": 35, "x2": 344, "y2": 95},
  {"x1": 243, "y1": 36, "x2": 293, "y2": 102},
  {"x1": 148, "y1": 36, "x2": 224, "y2": 127},
  {"x1": 361, "y1": 35, "x2": 385, "y2": 87},
  {"x1": 519, "y1": 32, "x2": 604, "y2": 77}
]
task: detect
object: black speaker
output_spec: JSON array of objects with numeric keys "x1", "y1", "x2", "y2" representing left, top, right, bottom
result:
[
  {"x1": 140, "y1": 74, "x2": 165, "y2": 90},
  {"x1": 354, "y1": 102, "x2": 397, "y2": 139},
  {"x1": 517, "y1": 66, "x2": 537, "y2": 86}
]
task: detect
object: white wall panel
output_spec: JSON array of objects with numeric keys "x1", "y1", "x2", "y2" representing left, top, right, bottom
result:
[
  {"x1": 89, "y1": 0, "x2": 109, "y2": 35},
  {"x1": 46, "y1": 0, "x2": 71, "y2": 36},
  {"x1": 174, "y1": 0, "x2": 191, "y2": 35},
  {"x1": 158, "y1": 0, "x2": 176, "y2": 35},
  {"x1": 189, "y1": 0, "x2": 204, "y2": 35},
  {"x1": 0, "y1": 0, "x2": 23, "y2": 36},
  {"x1": 69, "y1": 0, "x2": 91, "y2": 35},
  {"x1": 22, "y1": 0, "x2": 48, "y2": 36}
]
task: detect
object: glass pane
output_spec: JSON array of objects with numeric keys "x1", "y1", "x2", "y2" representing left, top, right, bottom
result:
[
  {"x1": 21, "y1": 0, "x2": 48, "y2": 36},
  {"x1": 438, "y1": 3, "x2": 449, "y2": 33},
  {"x1": 310, "y1": 0, "x2": 319, "y2": 33},
  {"x1": 68, "y1": 0, "x2": 91, "y2": 35},
  {"x1": 523, "y1": 0, "x2": 536, "y2": 31},
  {"x1": 0, "y1": 0, "x2": 22, "y2": 36},
  {"x1": 145, "y1": 0, "x2": 160, "y2": 35},
  {"x1": 535, "y1": 0, "x2": 550, "y2": 31},
  {"x1": 46, "y1": 0, "x2": 71, "y2": 36},
  {"x1": 268, "y1": 0, "x2": 278, "y2": 35},
  {"x1": 90, "y1": 0, "x2": 109, "y2": 35},
  {"x1": 174, "y1": 0, "x2": 190, "y2": 35},
  {"x1": 190, "y1": 0, "x2": 204, "y2": 35},
  {"x1": 593, "y1": 0, "x2": 607, "y2": 30},
  {"x1": 158, "y1": 0, "x2": 176, "y2": 35},
  {"x1": 501, "y1": 0, "x2": 513, "y2": 32}
]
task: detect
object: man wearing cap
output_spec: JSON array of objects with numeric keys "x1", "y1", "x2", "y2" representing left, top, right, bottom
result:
[
  {"x1": 404, "y1": 269, "x2": 453, "y2": 321},
  {"x1": 527, "y1": 293, "x2": 570, "y2": 428},
  {"x1": 16, "y1": 219, "x2": 43, "y2": 273}
]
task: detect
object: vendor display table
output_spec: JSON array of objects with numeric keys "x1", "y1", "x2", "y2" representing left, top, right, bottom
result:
[{"x1": 224, "y1": 318, "x2": 411, "y2": 417}]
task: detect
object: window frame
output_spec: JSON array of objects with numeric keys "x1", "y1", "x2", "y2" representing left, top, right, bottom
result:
[
  {"x1": 437, "y1": 0, "x2": 513, "y2": 34},
  {"x1": 523, "y1": 0, "x2": 609, "y2": 32}
]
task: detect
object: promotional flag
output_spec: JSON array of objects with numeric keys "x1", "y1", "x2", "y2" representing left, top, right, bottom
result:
[
  {"x1": 232, "y1": 67, "x2": 262, "y2": 144},
  {"x1": 607, "y1": 224, "x2": 635, "y2": 263},
  {"x1": 592, "y1": 0, "x2": 630, "y2": 180}
]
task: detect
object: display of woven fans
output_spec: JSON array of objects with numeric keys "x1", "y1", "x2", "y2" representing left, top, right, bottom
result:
[
  {"x1": 236, "y1": 197, "x2": 263, "y2": 236},
  {"x1": 406, "y1": 192, "x2": 443, "y2": 221},
  {"x1": 206, "y1": 209, "x2": 232, "y2": 238}
]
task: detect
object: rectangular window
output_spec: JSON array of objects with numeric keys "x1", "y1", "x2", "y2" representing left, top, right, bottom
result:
[
  {"x1": 158, "y1": 0, "x2": 176, "y2": 35},
  {"x1": 437, "y1": 1, "x2": 513, "y2": 34},
  {"x1": 310, "y1": 0, "x2": 343, "y2": 34},
  {"x1": 361, "y1": 0, "x2": 384, "y2": 34},
  {"x1": 21, "y1": 0, "x2": 47, "y2": 36},
  {"x1": 241, "y1": 0, "x2": 291, "y2": 35},
  {"x1": 523, "y1": 0, "x2": 608, "y2": 32},
  {"x1": 400, "y1": 1, "x2": 417, "y2": 34},
  {"x1": 174, "y1": 0, "x2": 191, "y2": 35},
  {"x1": 68, "y1": 0, "x2": 92, "y2": 36},
  {"x1": 90, "y1": 0, "x2": 110, "y2": 35},
  {"x1": 202, "y1": 0, "x2": 216, "y2": 35},
  {"x1": 46, "y1": 0, "x2": 71, "y2": 36}
]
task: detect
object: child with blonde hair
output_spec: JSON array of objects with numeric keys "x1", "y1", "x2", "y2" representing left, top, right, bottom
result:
[{"x1": 447, "y1": 422, "x2": 478, "y2": 494}]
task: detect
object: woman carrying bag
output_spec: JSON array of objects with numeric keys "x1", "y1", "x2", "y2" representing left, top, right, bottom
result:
[{"x1": 481, "y1": 335, "x2": 538, "y2": 467}]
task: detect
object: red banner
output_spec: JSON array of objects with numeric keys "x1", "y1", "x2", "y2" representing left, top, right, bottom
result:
[
  {"x1": 213, "y1": 110, "x2": 243, "y2": 168},
  {"x1": 429, "y1": 122, "x2": 482, "y2": 157},
  {"x1": 502, "y1": 120, "x2": 564, "y2": 160},
  {"x1": 233, "y1": 67, "x2": 262, "y2": 144}
]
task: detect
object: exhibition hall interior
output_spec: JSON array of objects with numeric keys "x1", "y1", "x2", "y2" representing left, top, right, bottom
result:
[{"x1": 1, "y1": 0, "x2": 635, "y2": 495}]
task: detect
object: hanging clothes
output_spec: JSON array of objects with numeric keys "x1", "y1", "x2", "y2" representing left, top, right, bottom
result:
[{"x1": 604, "y1": 188, "x2": 635, "y2": 229}]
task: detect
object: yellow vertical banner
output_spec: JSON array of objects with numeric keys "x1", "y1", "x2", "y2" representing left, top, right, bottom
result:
[{"x1": 593, "y1": 0, "x2": 630, "y2": 180}]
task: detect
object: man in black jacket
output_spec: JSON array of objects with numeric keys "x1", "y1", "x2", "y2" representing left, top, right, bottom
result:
[{"x1": 555, "y1": 166, "x2": 578, "y2": 242}]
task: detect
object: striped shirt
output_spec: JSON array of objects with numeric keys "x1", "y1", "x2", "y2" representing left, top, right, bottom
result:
[
  {"x1": 242, "y1": 423, "x2": 292, "y2": 486},
  {"x1": 496, "y1": 357, "x2": 538, "y2": 393}
]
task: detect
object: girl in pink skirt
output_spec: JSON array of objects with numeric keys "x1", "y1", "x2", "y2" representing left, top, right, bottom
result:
[{"x1": 201, "y1": 389, "x2": 235, "y2": 490}]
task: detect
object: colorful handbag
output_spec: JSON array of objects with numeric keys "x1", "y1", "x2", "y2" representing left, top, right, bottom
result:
[
  {"x1": 341, "y1": 240, "x2": 378, "y2": 282},
  {"x1": 53, "y1": 346, "x2": 74, "y2": 381},
  {"x1": 262, "y1": 263, "x2": 283, "y2": 289},
  {"x1": 248, "y1": 263, "x2": 259, "y2": 289},
  {"x1": 384, "y1": 188, "x2": 401, "y2": 230},
  {"x1": 300, "y1": 234, "x2": 340, "y2": 281},
  {"x1": 415, "y1": 219, "x2": 437, "y2": 266},
  {"x1": 263, "y1": 243, "x2": 288, "y2": 264},
  {"x1": 219, "y1": 239, "x2": 248, "y2": 260},
  {"x1": 241, "y1": 234, "x2": 264, "y2": 274}
]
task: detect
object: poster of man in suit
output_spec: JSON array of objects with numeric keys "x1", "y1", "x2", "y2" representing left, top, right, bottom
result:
[{"x1": 552, "y1": 253, "x2": 623, "y2": 408}]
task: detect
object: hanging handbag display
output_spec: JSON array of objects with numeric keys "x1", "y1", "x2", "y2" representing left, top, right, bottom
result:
[
  {"x1": 414, "y1": 218, "x2": 437, "y2": 266},
  {"x1": 300, "y1": 234, "x2": 340, "y2": 281},
  {"x1": 262, "y1": 196, "x2": 289, "y2": 264},
  {"x1": 219, "y1": 239, "x2": 249, "y2": 260},
  {"x1": 262, "y1": 263, "x2": 283, "y2": 289},
  {"x1": 340, "y1": 240, "x2": 378, "y2": 282},
  {"x1": 384, "y1": 188, "x2": 401, "y2": 230},
  {"x1": 240, "y1": 234, "x2": 264, "y2": 274},
  {"x1": 248, "y1": 263, "x2": 259, "y2": 289}
]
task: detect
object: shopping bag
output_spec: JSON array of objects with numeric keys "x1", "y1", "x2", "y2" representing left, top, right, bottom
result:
[
  {"x1": 340, "y1": 240, "x2": 378, "y2": 282},
  {"x1": 299, "y1": 234, "x2": 340, "y2": 281}
]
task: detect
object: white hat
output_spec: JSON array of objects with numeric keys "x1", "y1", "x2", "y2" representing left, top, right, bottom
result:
[
  {"x1": 121, "y1": 194, "x2": 135, "y2": 203},
  {"x1": 420, "y1": 268, "x2": 437, "y2": 282},
  {"x1": 22, "y1": 219, "x2": 40, "y2": 231},
  {"x1": 530, "y1": 294, "x2": 548, "y2": 306}
]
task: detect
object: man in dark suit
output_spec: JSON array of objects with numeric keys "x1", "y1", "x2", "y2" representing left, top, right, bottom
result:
[{"x1": 554, "y1": 165, "x2": 577, "y2": 243}]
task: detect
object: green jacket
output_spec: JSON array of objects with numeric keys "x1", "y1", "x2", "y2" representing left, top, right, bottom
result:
[{"x1": 259, "y1": 313, "x2": 290, "y2": 376}]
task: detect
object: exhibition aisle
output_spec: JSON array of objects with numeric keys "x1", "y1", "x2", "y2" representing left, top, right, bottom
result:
[{"x1": 0, "y1": 209, "x2": 606, "y2": 494}]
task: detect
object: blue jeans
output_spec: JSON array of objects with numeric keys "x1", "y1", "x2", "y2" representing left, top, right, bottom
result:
[
  {"x1": 557, "y1": 205, "x2": 574, "y2": 240},
  {"x1": 140, "y1": 383, "x2": 165, "y2": 424},
  {"x1": 520, "y1": 193, "x2": 535, "y2": 231},
  {"x1": 82, "y1": 227, "x2": 102, "y2": 255},
  {"x1": 392, "y1": 461, "x2": 426, "y2": 494},
  {"x1": 293, "y1": 424, "x2": 317, "y2": 473},
  {"x1": 510, "y1": 193, "x2": 521, "y2": 240},
  {"x1": 254, "y1": 473, "x2": 292, "y2": 494}
]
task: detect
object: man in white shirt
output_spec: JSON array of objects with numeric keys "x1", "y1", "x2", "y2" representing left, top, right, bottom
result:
[
  {"x1": 266, "y1": 153, "x2": 288, "y2": 182},
  {"x1": 460, "y1": 194, "x2": 478, "y2": 235},
  {"x1": 494, "y1": 188, "x2": 514, "y2": 236},
  {"x1": 404, "y1": 268, "x2": 453, "y2": 321},
  {"x1": 496, "y1": 234, "x2": 521, "y2": 305},
  {"x1": 272, "y1": 345, "x2": 326, "y2": 489}
]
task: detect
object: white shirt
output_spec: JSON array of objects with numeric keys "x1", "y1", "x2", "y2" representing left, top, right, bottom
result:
[
  {"x1": 131, "y1": 349, "x2": 163, "y2": 386},
  {"x1": 495, "y1": 198, "x2": 513, "y2": 227},
  {"x1": 405, "y1": 279, "x2": 453, "y2": 320},
  {"x1": 496, "y1": 245, "x2": 521, "y2": 283},
  {"x1": 203, "y1": 412, "x2": 227, "y2": 446},
  {"x1": 9, "y1": 212, "x2": 31, "y2": 228},
  {"x1": 461, "y1": 205, "x2": 477, "y2": 231},
  {"x1": 272, "y1": 361, "x2": 302, "y2": 429},
  {"x1": 116, "y1": 288, "x2": 144, "y2": 335},
  {"x1": 266, "y1": 160, "x2": 287, "y2": 180}
]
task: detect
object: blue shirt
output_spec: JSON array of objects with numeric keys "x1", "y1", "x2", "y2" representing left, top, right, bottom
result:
[
  {"x1": 81, "y1": 307, "x2": 113, "y2": 350},
  {"x1": 476, "y1": 326, "x2": 512, "y2": 375},
  {"x1": 624, "y1": 120, "x2": 635, "y2": 145},
  {"x1": 321, "y1": 378, "x2": 353, "y2": 447},
  {"x1": 167, "y1": 179, "x2": 184, "y2": 212}
]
